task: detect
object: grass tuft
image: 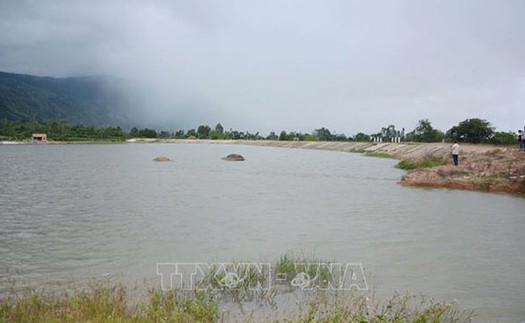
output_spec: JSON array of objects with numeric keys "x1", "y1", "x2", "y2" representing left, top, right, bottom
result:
[
  {"x1": 294, "y1": 292, "x2": 474, "y2": 323},
  {"x1": 275, "y1": 253, "x2": 336, "y2": 289},
  {"x1": 396, "y1": 157, "x2": 447, "y2": 170},
  {"x1": 349, "y1": 149, "x2": 395, "y2": 159},
  {"x1": 0, "y1": 280, "x2": 218, "y2": 323},
  {"x1": 364, "y1": 151, "x2": 396, "y2": 159}
]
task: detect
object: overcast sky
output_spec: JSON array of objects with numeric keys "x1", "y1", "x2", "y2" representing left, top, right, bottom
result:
[{"x1": 1, "y1": 0, "x2": 524, "y2": 134}]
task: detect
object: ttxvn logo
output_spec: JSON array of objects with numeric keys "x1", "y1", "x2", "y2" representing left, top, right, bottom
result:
[{"x1": 157, "y1": 262, "x2": 368, "y2": 291}]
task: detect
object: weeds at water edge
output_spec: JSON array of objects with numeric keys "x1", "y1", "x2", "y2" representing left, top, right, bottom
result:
[{"x1": 396, "y1": 157, "x2": 447, "y2": 170}]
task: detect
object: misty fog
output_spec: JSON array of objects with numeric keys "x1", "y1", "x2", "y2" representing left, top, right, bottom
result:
[{"x1": 1, "y1": 0, "x2": 524, "y2": 134}]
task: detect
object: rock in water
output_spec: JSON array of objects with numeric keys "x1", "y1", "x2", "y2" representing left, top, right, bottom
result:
[
  {"x1": 153, "y1": 156, "x2": 171, "y2": 162},
  {"x1": 222, "y1": 154, "x2": 245, "y2": 161}
]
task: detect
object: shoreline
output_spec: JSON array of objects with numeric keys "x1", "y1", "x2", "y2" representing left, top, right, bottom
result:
[
  {"x1": 131, "y1": 139, "x2": 525, "y2": 196},
  {"x1": 3, "y1": 138, "x2": 524, "y2": 195}
]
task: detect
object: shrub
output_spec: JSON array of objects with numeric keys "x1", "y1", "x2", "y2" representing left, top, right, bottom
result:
[{"x1": 396, "y1": 157, "x2": 447, "y2": 170}]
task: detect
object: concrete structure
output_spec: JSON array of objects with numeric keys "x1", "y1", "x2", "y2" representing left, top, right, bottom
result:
[{"x1": 32, "y1": 133, "x2": 47, "y2": 142}]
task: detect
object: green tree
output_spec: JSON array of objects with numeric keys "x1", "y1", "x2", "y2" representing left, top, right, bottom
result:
[
  {"x1": 222, "y1": 131, "x2": 232, "y2": 140},
  {"x1": 174, "y1": 130, "x2": 185, "y2": 138},
  {"x1": 279, "y1": 130, "x2": 288, "y2": 141},
  {"x1": 303, "y1": 133, "x2": 318, "y2": 141},
  {"x1": 267, "y1": 131, "x2": 278, "y2": 140},
  {"x1": 245, "y1": 131, "x2": 261, "y2": 140},
  {"x1": 354, "y1": 132, "x2": 370, "y2": 142},
  {"x1": 159, "y1": 130, "x2": 172, "y2": 138},
  {"x1": 129, "y1": 127, "x2": 139, "y2": 138},
  {"x1": 293, "y1": 132, "x2": 306, "y2": 141},
  {"x1": 380, "y1": 124, "x2": 399, "y2": 141},
  {"x1": 488, "y1": 131, "x2": 516, "y2": 145},
  {"x1": 230, "y1": 130, "x2": 244, "y2": 140},
  {"x1": 446, "y1": 118, "x2": 494, "y2": 143},
  {"x1": 97, "y1": 126, "x2": 125, "y2": 139},
  {"x1": 214, "y1": 123, "x2": 224, "y2": 134},
  {"x1": 0, "y1": 120, "x2": 16, "y2": 138},
  {"x1": 1, "y1": 119, "x2": 126, "y2": 141},
  {"x1": 46, "y1": 119, "x2": 68, "y2": 140},
  {"x1": 197, "y1": 125, "x2": 211, "y2": 139},
  {"x1": 186, "y1": 129, "x2": 197, "y2": 138},
  {"x1": 408, "y1": 119, "x2": 444, "y2": 142},
  {"x1": 138, "y1": 128, "x2": 157, "y2": 138},
  {"x1": 314, "y1": 127, "x2": 333, "y2": 141}
]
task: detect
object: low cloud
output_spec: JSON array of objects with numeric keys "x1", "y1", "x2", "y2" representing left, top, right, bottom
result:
[{"x1": 1, "y1": 0, "x2": 524, "y2": 134}]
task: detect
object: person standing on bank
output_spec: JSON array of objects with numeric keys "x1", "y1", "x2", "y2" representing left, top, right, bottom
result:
[
  {"x1": 523, "y1": 127, "x2": 525, "y2": 150},
  {"x1": 451, "y1": 141, "x2": 459, "y2": 166},
  {"x1": 518, "y1": 130, "x2": 524, "y2": 150}
]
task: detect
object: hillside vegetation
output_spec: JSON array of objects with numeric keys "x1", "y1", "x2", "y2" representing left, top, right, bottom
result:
[{"x1": 0, "y1": 71, "x2": 131, "y2": 126}]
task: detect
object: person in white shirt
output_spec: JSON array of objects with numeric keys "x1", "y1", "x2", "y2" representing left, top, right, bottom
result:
[
  {"x1": 522, "y1": 127, "x2": 525, "y2": 150},
  {"x1": 451, "y1": 141, "x2": 459, "y2": 166},
  {"x1": 519, "y1": 130, "x2": 524, "y2": 150}
]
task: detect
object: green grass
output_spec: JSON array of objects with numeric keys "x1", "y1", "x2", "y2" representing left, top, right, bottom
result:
[
  {"x1": 275, "y1": 253, "x2": 336, "y2": 289},
  {"x1": 0, "y1": 254, "x2": 475, "y2": 322},
  {"x1": 0, "y1": 283, "x2": 474, "y2": 322},
  {"x1": 396, "y1": 157, "x2": 447, "y2": 170},
  {"x1": 195, "y1": 262, "x2": 271, "y2": 303},
  {"x1": 0, "y1": 280, "x2": 218, "y2": 322},
  {"x1": 349, "y1": 149, "x2": 396, "y2": 159},
  {"x1": 364, "y1": 151, "x2": 396, "y2": 159},
  {"x1": 296, "y1": 292, "x2": 474, "y2": 323}
]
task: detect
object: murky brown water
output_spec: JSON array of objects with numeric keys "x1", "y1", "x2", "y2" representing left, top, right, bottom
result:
[{"x1": 1, "y1": 143, "x2": 524, "y2": 321}]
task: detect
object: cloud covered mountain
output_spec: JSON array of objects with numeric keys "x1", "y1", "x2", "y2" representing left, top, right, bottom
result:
[{"x1": 0, "y1": 71, "x2": 136, "y2": 127}]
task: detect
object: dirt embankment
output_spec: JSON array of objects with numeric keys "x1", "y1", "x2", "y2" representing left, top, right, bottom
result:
[
  {"x1": 397, "y1": 147, "x2": 525, "y2": 195},
  {"x1": 244, "y1": 141, "x2": 525, "y2": 195},
  {"x1": 130, "y1": 139, "x2": 525, "y2": 195}
]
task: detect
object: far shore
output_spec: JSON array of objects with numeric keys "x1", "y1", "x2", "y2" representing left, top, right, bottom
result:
[
  {"x1": 99, "y1": 138, "x2": 525, "y2": 196},
  {"x1": 3, "y1": 138, "x2": 524, "y2": 195}
]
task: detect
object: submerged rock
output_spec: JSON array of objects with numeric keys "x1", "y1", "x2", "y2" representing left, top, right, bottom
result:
[
  {"x1": 222, "y1": 154, "x2": 245, "y2": 161},
  {"x1": 152, "y1": 156, "x2": 171, "y2": 162}
]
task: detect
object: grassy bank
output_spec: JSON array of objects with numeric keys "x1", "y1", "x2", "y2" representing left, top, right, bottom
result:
[
  {"x1": 0, "y1": 282, "x2": 473, "y2": 322},
  {"x1": 1, "y1": 255, "x2": 474, "y2": 322},
  {"x1": 349, "y1": 149, "x2": 396, "y2": 159},
  {"x1": 395, "y1": 157, "x2": 448, "y2": 170},
  {"x1": 0, "y1": 281, "x2": 218, "y2": 322}
]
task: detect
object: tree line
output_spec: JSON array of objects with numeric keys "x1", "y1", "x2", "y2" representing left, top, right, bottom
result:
[
  {"x1": 0, "y1": 119, "x2": 126, "y2": 141},
  {"x1": 0, "y1": 118, "x2": 518, "y2": 145}
]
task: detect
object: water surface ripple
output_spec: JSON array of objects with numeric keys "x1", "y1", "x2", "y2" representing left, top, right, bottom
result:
[{"x1": 0, "y1": 143, "x2": 524, "y2": 321}]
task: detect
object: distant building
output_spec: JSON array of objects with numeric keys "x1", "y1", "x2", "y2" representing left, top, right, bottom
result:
[{"x1": 32, "y1": 133, "x2": 47, "y2": 142}]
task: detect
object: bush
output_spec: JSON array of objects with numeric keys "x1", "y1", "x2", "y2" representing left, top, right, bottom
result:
[
  {"x1": 446, "y1": 118, "x2": 494, "y2": 143},
  {"x1": 396, "y1": 157, "x2": 447, "y2": 170},
  {"x1": 488, "y1": 131, "x2": 518, "y2": 145}
]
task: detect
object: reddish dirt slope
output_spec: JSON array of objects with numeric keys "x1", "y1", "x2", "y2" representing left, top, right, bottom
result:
[{"x1": 399, "y1": 148, "x2": 525, "y2": 195}]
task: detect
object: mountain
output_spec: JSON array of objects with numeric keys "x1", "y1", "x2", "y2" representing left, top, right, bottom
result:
[{"x1": 0, "y1": 71, "x2": 133, "y2": 127}]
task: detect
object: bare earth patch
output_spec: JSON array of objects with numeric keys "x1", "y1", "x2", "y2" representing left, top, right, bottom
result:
[{"x1": 399, "y1": 148, "x2": 525, "y2": 195}]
